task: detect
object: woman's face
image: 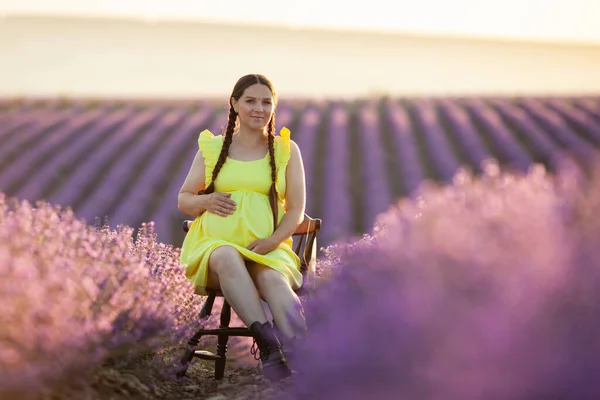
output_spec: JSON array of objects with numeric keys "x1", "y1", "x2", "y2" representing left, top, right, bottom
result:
[{"x1": 232, "y1": 83, "x2": 275, "y2": 131}]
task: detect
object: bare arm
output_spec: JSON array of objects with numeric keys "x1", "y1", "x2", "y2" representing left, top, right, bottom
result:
[
  {"x1": 177, "y1": 149, "x2": 209, "y2": 217},
  {"x1": 269, "y1": 140, "x2": 306, "y2": 244},
  {"x1": 177, "y1": 149, "x2": 237, "y2": 218}
]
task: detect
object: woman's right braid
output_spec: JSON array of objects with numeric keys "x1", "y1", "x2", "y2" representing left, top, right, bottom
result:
[
  {"x1": 202, "y1": 107, "x2": 237, "y2": 194},
  {"x1": 266, "y1": 121, "x2": 279, "y2": 230}
]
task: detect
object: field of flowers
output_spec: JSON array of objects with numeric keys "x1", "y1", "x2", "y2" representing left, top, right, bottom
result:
[
  {"x1": 2, "y1": 95, "x2": 600, "y2": 249},
  {"x1": 2, "y1": 95, "x2": 600, "y2": 399}
]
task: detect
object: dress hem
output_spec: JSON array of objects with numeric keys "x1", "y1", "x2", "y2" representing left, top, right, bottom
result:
[{"x1": 182, "y1": 238, "x2": 303, "y2": 297}]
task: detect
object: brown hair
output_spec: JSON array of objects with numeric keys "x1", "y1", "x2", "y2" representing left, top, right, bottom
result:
[{"x1": 200, "y1": 74, "x2": 280, "y2": 229}]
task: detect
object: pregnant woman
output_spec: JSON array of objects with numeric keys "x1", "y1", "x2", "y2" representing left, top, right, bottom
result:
[{"x1": 177, "y1": 74, "x2": 307, "y2": 381}]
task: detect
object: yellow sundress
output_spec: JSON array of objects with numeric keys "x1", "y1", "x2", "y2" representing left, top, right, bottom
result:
[{"x1": 179, "y1": 127, "x2": 303, "y2": 296}]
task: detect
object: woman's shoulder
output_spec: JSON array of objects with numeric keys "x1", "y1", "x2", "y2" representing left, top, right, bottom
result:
[
  {"x1": 274, "y1": 127, "x2": 292, "y2": 162},
  {"x1": 197, "y1": 129, "x2": 223, "y2": 161},
  {"x1": 198, "y1": 129, "x2": 224, "y2": 142},
  {"x1": 275, "y1": 127, "x2": 302, "y2": 158}
]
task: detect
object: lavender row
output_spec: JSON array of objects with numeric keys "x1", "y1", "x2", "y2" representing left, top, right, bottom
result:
[
  {"x1": 109, "y1": 106, "x2": 213, "y2": 227},
  {"x1": 0, "y1": 106, "x2": 47, "y2": 146},
  {"x1": 461, "y1": 98, "x2": 533, "y2": 171},
  {"x1": 517, "y1": 98, "x2": 599, "y2": 164},
  {"x1": 574, "y1": 97, "x2": 600, "y2": 119},
  {"x1": 410, "y1": 99, "x2": 462, "y2": 182},
  {"x1": 293, "y1": 161, "x2": 600, "y2": 400},
  {"x1": 150, "y1": 110, "x2": 228, "y2": 245},
  {"x1": 358, "y1": 102, "x2": 394, "y2": 231},
  {"x1": 542, "y1": 98, "x2": 600, "y2": 145},
  {"x1": 488, "y1": 99, "x2": 564, "y2": 170},
  {"x1": 293, "y1": 104, "x2": 322, "y2": 218},
  {"x1": 383, "y1": 97, "x2": 425, "y2": 196},
  {"x1": 0, "y1": 194, "x2": 202, "y2": 398},
  {"x1": 320, "y1": 103, "x2": 352, "y2": 246},
  {"x1": 2, "y1": 96, "x2": 600, "y2": 251},
  {"x1": 75, "y1": 108, "x2": 185, "y2": 223},
  {"x1": 0, "y1": 108, "x2": 77, "y2": 178},
  {"x1": 47, "y1": 107, "x2": 163, "y2": 213},
  {"x1": 435, "y1": 99, "x2": 491, "y2": 172},
  {"x1": 15, "y1": 106, "x2": 135, "y2": 203},
  {"x1": 1, "y1": 107, "x2": 110, "y2": 200}
]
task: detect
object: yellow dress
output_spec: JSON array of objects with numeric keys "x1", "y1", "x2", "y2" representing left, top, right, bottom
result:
[{"x1": 179, "y1": 127, "x2": 303, "y2": 296}]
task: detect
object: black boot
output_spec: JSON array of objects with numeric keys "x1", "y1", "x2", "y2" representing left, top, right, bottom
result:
[
  {"x1": 249, "y1": 321, "x2": 292, "y2": 381},
  {"x1": 282, "y1": 336, "x2": 299, "y2": 366},
  {"x1": 272, "y1": 321, "x2": 303, "y2": 370}
]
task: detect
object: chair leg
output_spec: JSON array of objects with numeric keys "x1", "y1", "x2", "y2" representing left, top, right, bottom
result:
[
  {"x1": 175, "y1": 294, "x2": 216, "y2": 378},
  {"x1": 214, "y1": 299, "x2": 232, "y2": 380}
]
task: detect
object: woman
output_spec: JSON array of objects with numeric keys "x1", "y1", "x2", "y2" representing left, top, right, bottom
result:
[{"x1": 177, "y1": 74, "x2": 307, "y2": 381}]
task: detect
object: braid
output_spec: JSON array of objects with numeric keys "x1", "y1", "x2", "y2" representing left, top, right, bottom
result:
[
  {"x1": 267, "y1": 115, "x2": 279, "y2": 229},
  {"x1": 200, "y1": 107, "x2": 237, "y2": 195},
  {"x1": 197, "y1": 72, "x2": 281, "y2": 233}
]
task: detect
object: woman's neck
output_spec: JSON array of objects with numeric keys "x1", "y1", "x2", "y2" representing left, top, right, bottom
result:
[{"x1": 234, "y1": 128, "x2": 267, "y2": 147}]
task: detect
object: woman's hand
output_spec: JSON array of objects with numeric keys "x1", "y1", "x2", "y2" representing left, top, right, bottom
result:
[
  {"x1": 203, "y1": 192, "x2": 237, "y2": 217},
  {"x1": 246, "y1": 237, "x2": 279, "y2": 255}
]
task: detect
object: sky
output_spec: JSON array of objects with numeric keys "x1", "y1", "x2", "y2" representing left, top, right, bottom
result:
[{"x1": 2, "y1": 0, "x2": 600, "y2": 45}]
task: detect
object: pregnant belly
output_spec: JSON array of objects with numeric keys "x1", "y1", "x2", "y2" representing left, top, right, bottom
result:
[{"x1": 199, "y1": 191, "x2": 275, "y2": 247}]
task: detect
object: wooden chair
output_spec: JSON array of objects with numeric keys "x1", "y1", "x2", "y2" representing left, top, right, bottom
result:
[{"x1": 175, "y1": 214, "x2": 322, "y2": 380}]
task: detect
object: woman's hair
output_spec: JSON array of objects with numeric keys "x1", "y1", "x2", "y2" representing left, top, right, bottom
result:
[{"x1": 201, "y1": 74, "x2": 280, "y2": 229}]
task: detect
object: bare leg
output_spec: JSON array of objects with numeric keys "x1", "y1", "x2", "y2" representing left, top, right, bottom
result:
[
  {"x1": 206, "y1": 246, "x2": 268, "y2": 327},
  {"x1": 248, "y1": 263, "x2": 307, "y2": 341},
  {"x1": 207, "y1": 247, "x2": 292, "y2": 381}
]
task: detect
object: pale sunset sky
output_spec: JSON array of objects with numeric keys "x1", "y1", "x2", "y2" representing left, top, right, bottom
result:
[
  {"x1": 2, "y1": 0, "x2": 600, "y2": 97},
  {"x1": 2, "y1": 0, "x2": 600, "y2": 45}
]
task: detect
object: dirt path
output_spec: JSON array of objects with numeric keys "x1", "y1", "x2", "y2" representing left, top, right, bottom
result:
[{"x1": 41, "y1": 345, "x2": 296, "y2": 400}]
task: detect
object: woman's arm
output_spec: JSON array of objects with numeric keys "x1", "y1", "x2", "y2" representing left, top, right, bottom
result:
[
  {"x1": 178, "y1": 149, "x2": 237, "y2": 218},
  {"x1": 177, "y1": 149, "x2": 210, "y2": 217},
  {"x1": 270, "y1": 140, "x2": 306, "y2": 243}
]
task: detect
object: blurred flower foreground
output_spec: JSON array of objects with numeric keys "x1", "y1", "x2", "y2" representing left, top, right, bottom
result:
[
  {"x1": 4, "y1": 158, "x2": 600, "y2": 399},
  {"x1": 293, "y1": 159, "x2": 600, "y2": 400},
  {"x1": 0, "y1": 193, "x2": 203, "y2": 399}
]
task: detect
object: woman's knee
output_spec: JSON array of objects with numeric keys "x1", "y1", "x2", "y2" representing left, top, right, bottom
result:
[{"x1": 208, "y1": 246, "x2": 246, "y2": 277}]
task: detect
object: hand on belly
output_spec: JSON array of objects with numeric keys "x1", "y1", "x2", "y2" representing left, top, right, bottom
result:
[{"x1": 199, "y1": 191, "x2": 274, "y2": 246}]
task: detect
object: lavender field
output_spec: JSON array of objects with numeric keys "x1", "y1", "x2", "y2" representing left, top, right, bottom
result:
[
  {"x1": 4, "y1": 94, "x2": 600, "y2": 399},
  {"x1": 1, "y1": 95, "x2": 600, "y2": 249}
]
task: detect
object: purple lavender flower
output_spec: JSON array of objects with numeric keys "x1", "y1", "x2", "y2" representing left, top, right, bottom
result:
[
  {"x1": 518, "y1": 98, "x2": 598, "y2": 164},
  {"x1": 358, "y1": 101, "x2": 394, "y2": 232},
  {"x1": 411, "y1": 98, "x2": 462, "y2": 182},
  {"x1": 383, "y1": 98, "x2": 425, "y2": 196},
  {"x1": 0, "y1": 193, "x2": 206, "y2": 398},
  {"x1": 292, "y1": 159, "x2": 600, "y2": 400},
  {"x1": 320, "y1": 103, "x2": 352, "y2": 245},
  {"x1": 293, "y1": 103, "x2": 321, "y2": 217}
]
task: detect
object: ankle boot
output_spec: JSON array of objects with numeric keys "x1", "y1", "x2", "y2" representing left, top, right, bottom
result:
[
  {"x1": 282, "y1": 336, "x2": 299, "y2": 366},
  {"x1": 249, "y1": 321, "x2": 292, "y2": 381},
  {"x1": 271, "y1": 322, "x2": 303, "y2": 369}
]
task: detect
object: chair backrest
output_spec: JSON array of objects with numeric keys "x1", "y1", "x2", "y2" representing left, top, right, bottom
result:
[{"x1": 291, "y1": 214, "x2": 321, "y2": 281}]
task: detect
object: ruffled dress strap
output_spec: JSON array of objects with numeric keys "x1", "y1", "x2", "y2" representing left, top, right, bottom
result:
[
  {"x1": 197, "y1": 129, "x2": 224, "y2": 187},
  {"x1": 274, "y1": 127, "x2": 292, "y2": 202}
]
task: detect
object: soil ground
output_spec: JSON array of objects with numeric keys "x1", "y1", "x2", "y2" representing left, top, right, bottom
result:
[{"x1": 37, "y1": 341, "x2": 296, "y2": 400}]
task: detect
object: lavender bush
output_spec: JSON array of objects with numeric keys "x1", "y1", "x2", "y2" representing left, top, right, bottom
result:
[
  {"x1": 0, "y1": 193, "x2": 204, "y2": 399},
  {"x1": 293, "y1": 158, "x2": 600, "y2": 400}
]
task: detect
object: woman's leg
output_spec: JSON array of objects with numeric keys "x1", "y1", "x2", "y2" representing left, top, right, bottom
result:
[
  {"x1": 247, "y1": 263, "x2": 307, "y2": 341},
  {"x1": 206, "y1": 245, "x2": 268, "y2": 327},
  {"x1": 206, "y1": 246, "x2": 291, "y2": 380}
]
